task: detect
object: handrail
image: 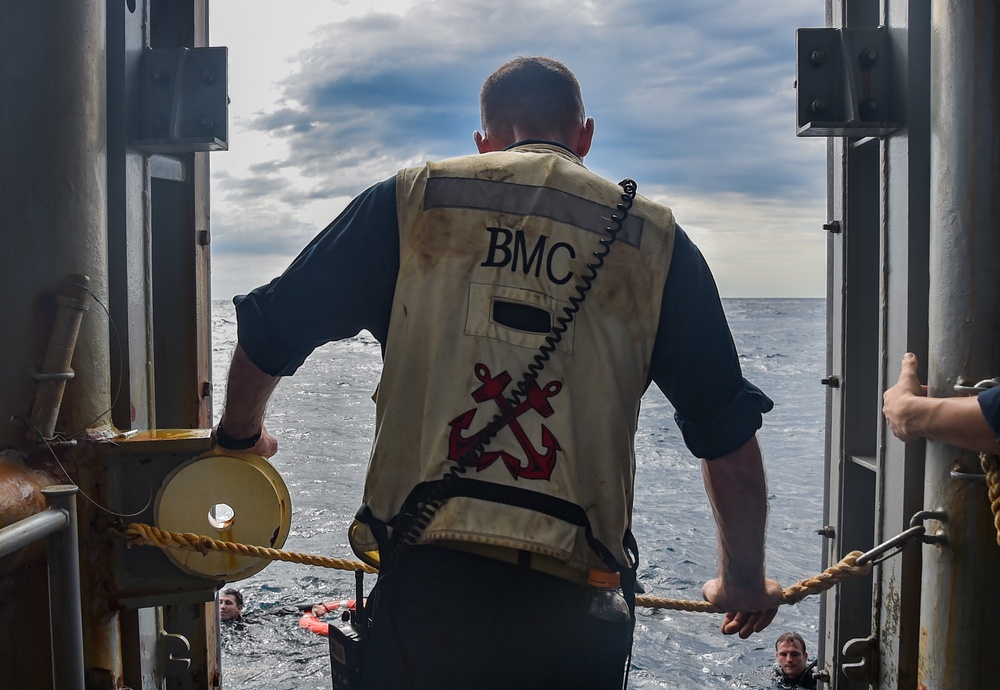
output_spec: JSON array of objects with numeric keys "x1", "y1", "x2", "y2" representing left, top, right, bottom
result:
[{"x1": 0, "y1": 485, "x2": 85, "y2": 690}]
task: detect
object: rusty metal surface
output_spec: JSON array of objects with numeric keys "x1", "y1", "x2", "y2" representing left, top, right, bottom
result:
[{"x1": 0, "y1": 454, "x2": 60, "y2": 530}]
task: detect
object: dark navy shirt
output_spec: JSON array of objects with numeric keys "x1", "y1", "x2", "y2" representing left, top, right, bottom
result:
[
  {"x1": 235, "y1": 175, "x2": 772, "y2": 459},
  {"x1": 979, "y1": 385, "x2": 1000, "y2": 442}
]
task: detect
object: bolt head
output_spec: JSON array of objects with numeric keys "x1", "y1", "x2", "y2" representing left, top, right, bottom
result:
[{"x1": 860, "y1": 48, "x2": 878, "y2": 67}]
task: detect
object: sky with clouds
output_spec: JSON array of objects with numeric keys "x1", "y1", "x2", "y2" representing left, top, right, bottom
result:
[{"x1": 209, "y1": 0, "x2": 829, "y2": 299}]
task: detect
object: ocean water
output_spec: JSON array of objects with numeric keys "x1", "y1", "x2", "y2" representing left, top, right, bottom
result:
[{"x1": 212, "y1": 297, "x2": 826, "y2": 689}]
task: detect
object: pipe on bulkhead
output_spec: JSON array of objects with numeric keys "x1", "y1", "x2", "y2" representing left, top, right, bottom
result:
[
  {"x1": 29, "y1": 277, "x2": 92, "y2": 441},
  {"x1": 0, "y1": 452, "x2": 61, "y2": 573}
]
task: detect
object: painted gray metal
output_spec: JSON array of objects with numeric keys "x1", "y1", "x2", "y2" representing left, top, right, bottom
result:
[
  {"x1": 0, "y1": 0, "x2": 112, "y2": 447},
  {"x1": 816, "y1": 0, "x2": 999, "y2": 688},
  {"x1": 107, "y1": 0, "x2": 157, "y2": 431},
  {"x1": 873, "y1": 4, "x2": 931, "y2": 689},
  {"x1": 816, "y1": 8, "x2": 883, "y2": 687},
  {"x1": 44, "y1": 487, "x2": 86, "y2": 690},
  {"x1": 922, "y1": 0, "x2": 1000, "y2": 687},
  {"x1": 795, "y1": 27, "x2": 898, "y2": 137},
  {"x1": 0, "y1": 502, "x2": 70, "y2": 558}
]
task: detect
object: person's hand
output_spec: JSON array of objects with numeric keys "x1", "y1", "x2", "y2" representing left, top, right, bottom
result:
[
  {"x1": 883, "y1": 352, "x2": 928, "y2": 442},
  {"x1": 702, "y1": 577, "x2": 784, "y2": 639},
  {"x1": 212, "y1": 424, "x2": 279, "y2": 458},
  {"x1": 247, "y1": 428, "x2": 278, "y2": 457}
]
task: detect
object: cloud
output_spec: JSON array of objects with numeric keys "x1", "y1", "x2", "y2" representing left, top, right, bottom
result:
[
  {"x1": 240, "y1": 0, "x2": 823, "y2": 195},
  {"x1": 631, "y1": 181, "x2": 825, "y2": 297},
  {"x1": 209, "y1": 0, "x2": 828, "y2": 296},
  {"x1": 210, "y1": 185, "x2": 320, "y2": 257}
]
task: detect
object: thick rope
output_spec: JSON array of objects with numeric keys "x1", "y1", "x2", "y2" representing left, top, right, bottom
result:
[
  {"x1": 121, "y1": 522, "x2": 378, "y2": 574},
  {"x1": 635, "y1": 550, "x2": 871, "y2": 612},
  {"x1": 119, "y1": 523, "x2": 870, "y2": 612},
  {"x1": 981, "y1": 453, "x2": 1000, "y2": 546}
]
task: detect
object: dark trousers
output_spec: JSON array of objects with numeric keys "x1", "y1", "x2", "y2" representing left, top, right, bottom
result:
[{"x1": 359, "y1": 545, "x2": 633, "y2": 690}]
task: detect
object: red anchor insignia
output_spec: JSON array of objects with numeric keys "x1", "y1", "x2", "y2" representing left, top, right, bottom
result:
[{"x1": 447, "y1": 363, "x2": 562, "y2": 480}]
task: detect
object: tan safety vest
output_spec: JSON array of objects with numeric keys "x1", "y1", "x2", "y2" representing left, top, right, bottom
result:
[{"x1": 349, "y1": 143, "x2": 676, "y2": 575}]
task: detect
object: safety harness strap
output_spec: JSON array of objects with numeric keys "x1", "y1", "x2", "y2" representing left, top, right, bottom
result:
[{"x1": 358, "y1": 478, "x2": 638, "y2": 585}]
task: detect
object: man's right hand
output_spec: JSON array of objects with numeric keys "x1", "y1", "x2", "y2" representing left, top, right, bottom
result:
[
  {"x1": 245, "y1": 427, "x2": 279, "y2": 458},
  {"x1": 215, "y1": 344, "x2": 283, "y2": 457},
  {"x1": 212, "y1": 424, "x2": 279, "y2": 458},
  {"x1": 702, "y1": 577, "x2": 784, "y2": 639}
]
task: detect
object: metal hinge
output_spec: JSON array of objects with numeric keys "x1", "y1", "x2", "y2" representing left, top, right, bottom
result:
[
  {"x1": 134, "y1": 47, "x2": 229, "y2": 153},
  {"x1": 795, "y1": 27, "x2": 898, "y2": 137}
]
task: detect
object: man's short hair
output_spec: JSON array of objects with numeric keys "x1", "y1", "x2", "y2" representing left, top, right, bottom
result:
[
  {"x1": 480, "y1": 57, "x2": 585, "y2": 143},
  {"x1": 775, "y1": 631, "x2": 807, "y2": 655},
  {"x1": 222, "y1": 588, "x2": 243, "y2": 608}
]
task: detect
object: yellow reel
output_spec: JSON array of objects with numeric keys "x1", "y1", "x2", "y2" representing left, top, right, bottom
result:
[{"x1": 154, "y1": 453, "x2": 291, "y2": 581}]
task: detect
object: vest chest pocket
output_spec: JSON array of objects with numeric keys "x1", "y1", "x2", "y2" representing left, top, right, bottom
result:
[{"x1": 465, "y1": 283, "x2": 575, "y2": 353}]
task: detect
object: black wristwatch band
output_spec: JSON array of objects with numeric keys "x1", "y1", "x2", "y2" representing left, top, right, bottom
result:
[{"x1": 215, "y1": 424, "x2": 262, "y2": 450}]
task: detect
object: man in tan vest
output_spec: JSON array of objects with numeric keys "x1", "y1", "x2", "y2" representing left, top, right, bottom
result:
[{"x1": 215, "y1": 56, "x2": 783, "y2": 689}]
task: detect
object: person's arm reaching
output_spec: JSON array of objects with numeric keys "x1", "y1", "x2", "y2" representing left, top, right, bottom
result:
[
  {"x1": 883, "y1": 352, "x2": 1000, "y2": 455},
  {"x1": 215, "y1": 344, "x2": 281, "y2": 458},
  {"x1": 700, "y1": 435, "x2": 783, "y2": 638},
  {"x1": 212, "y1": 179, "x2": 400, "y2": 458}
]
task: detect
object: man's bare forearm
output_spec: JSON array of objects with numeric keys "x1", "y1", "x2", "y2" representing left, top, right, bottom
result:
[
  {"x1": 700, "y1": 435, "x2": 782, "y2": 638},
  {"x1": 218, "y1": 344, "x2": 281, "y2": 438},
  {"x1": 897, "y1": 394, "x2": 1000, "y2": 454},
  {"x1": 702, "y1": 436, "x2": 768, "y2": 589}
]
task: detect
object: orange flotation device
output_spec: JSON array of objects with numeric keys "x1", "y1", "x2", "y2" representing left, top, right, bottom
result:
[{"x1": 298, "y1": 599, "x2": 359, "y2": 636}]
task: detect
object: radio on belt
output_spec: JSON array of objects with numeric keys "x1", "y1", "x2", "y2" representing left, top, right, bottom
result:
[{"x1": 328, "y1": 570, "x2": 368, "y2": 689}]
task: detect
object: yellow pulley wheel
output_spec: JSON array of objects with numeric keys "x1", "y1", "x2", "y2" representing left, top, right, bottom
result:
[{"x1": 154, "y1": 453, "x2": 291, "y2": 581}]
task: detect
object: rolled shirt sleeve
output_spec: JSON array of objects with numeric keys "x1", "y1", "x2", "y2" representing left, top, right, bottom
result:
[
  {"x1": 233, "y1": 177, "x2": 400, "y2": 377},
  {"x1": 650, "y1": 226, "x2": 774, "y2": 459},
  {"x1": 978, "y1": 385, "x2": 1000, "y2": 443}
]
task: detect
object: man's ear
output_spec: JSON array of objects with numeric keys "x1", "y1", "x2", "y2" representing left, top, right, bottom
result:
[
  {"x1": 474, "y1": 131, "x2": 493, "y2": 154},
  {"x1": 573, "y1": 118, "x2": 595, "y2": 158}
]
